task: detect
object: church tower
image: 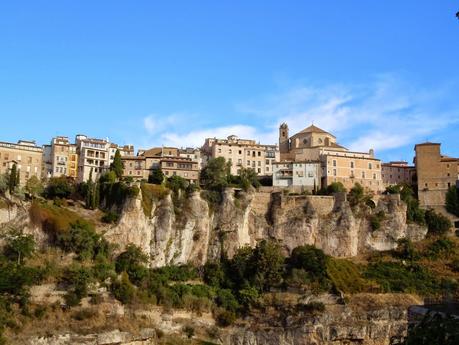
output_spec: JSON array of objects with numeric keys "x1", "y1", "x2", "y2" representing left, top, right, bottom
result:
[{"x1": 279, "y1": 123, "x2": 290, "y2": 154}]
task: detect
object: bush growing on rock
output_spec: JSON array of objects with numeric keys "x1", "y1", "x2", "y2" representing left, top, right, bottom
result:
[
  {"x1": 115, "y1": 244, "x2": 148, "y2": 285},
  {"x1": 425, "y1": 209, "x2": 452, "y2": 236}
]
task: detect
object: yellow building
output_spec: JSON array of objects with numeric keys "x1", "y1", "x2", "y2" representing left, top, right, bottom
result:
[
  {"x1": 0, "y1": 140, "x2": 43, "y2": 185},
  {"x1": 279, "y1": 123, "x2": 383, "y2": 192},
  {"x1": 46, "y1": 136, "x2": 78, "y2": 179}
]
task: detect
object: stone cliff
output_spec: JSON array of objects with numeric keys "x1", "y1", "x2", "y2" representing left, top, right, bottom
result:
[{"x1": 101, "y1": 188, "x2": 427, "y2": 266}]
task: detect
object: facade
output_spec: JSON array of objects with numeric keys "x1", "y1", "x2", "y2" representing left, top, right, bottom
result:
[
  {"x1": 75, "y1": 135, "x2": 111, "y2": 182},
  {"x1": 48, "y1": 136, "x2": 78, "y2": 179},
  {"x1": 415, "y1": 143, "x2": 459, "y2": 207},
  {"x1": 381, "y1": 161, "x2": 416, "y2": 186},
  {"x1": 122, "y1": 147, "x2": 200, "y2": 183},
  {"x1": 279, "y1": 124, "x2": 383, "y2": 192},
  {"x1": 202, "y1": 135, "x2": 280, "y2": 176},
  {"x1": 109, "y1": 144, "x2": 134, "y2": 164},
  {"x1": 272, "y1": 161, "x2": 321, "y2": 191},
  {"x1": 160, "y1": 156, "x2": 199, "y2": 183},
  {"x1": 122, "y1": 156, "x2": 146, "y2": 180},
  {"x1": 0, "y1": 140, "x2": 43, "y2": 185},
  {"x1": 179, "y1": 147, "x2": 205, "y2": 170}
]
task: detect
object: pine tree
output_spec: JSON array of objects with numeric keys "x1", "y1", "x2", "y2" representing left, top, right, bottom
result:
[
  {"x1": 110, "y1": 149, "x2": 124, "y2": 179},
  {"x1": 8, "y1": 163, "x2": 18, "y2": 194}
]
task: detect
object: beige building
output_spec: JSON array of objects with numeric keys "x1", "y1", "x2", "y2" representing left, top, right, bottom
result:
[
  {"x1": 381, "y1": 161, "x2": 416, "y2": 186},
  {"x1": 279, "y1": 124, "x2": 383, "y2": 192},
  {"x1": 202, "y1": 135, "x2": 279, "y2": 176},
  {"x1": 160, "y1": 156, "x2": 199, "y2": 183},
  {"x1": 415, "y1": 142, "x2": 459, "y2": 207},
  {"x1": 122, "y1": 146, "x2": 200, "y2": 183},
  {"x1": 0, "y1": 140, "x2": 43, "y2": 185},
  {"x1": 272, "y1": 161, "x2": 321, "y2": 191}
]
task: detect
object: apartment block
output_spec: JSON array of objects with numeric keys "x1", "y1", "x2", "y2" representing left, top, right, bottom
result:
[
  {"x1": 279, "y1": 124, "x2": 383, "y2": 192},
  {"x1": 415, "y1": 142, "x2": 459, "y2": 207},
  {"x1": 179, "y1": 147, "x2": 205, "y2": 170},
  {"x1": 160, "y1": 156, "x2": 199, "y2": 183},
  {"x1": 272, "y1": 161, "x2": 321, "y2": 191},
  {"x1": 0, "y1": 140, "x2": 43, "y2": 185},
  {"x1": 381, "y1": 161, "x2": 416, "y2": 186},
  {"x1": 202, "y1": 135, "x2": 279, "y2": 176},
  {"x1": 45, "y1": 136, "x2": 79, "y2": 179},
  {"x1": 122, "y1": 156, "x2": 147, "y2": 180},
  {"x1": 75, "y1": 135, "x2": 111, "y2": 182}
]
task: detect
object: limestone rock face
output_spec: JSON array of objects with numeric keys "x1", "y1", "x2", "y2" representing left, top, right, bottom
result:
[
  {"x1": 102, "y1": 189, "x2": 428, "y2": 265},
  {"x1": 223, "y1": 298, "x2": 412, "y2": 345}
]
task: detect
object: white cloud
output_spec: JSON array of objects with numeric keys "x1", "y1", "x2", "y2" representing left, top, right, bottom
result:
[{"x1": 135, "y1": 75, "x2": 458, "y2": 158}]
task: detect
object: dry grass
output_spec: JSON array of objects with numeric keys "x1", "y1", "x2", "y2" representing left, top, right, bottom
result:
[{"x1": 29, "y1": 200, "x2": 93, "y2": 235}]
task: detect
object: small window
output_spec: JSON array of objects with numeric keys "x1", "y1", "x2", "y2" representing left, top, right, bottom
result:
[{"x1": 333, "y1": 160, "x2": 337, "y2": 167}]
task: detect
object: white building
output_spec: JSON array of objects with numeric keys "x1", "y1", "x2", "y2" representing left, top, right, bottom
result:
[
  {"x1": 75, "y1": 135, "x2": 111, "y2": 182},
  {"x1": 273, "y1": 161, "x2": 321, "y2": 191}
]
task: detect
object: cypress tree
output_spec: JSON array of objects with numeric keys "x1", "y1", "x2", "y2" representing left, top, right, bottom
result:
[
  {"x1": 8, "y1": 163, "x2": 18, "y2": 194},
  {"x1": 110, "y1": 149, "x2": 124, "y2": 179}
]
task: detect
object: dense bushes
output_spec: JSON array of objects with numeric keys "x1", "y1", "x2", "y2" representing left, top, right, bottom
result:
[
  {"x1": 425, "y1": 209, "x2": 452, "y2": 236},
  {"x1": 45, "y1": 176, "x2": 75, "y2": 199},
  {"x1": 140, "y1": 183, "x2": 169, "y2": 216},
  {"x1": 445, "y1": 186, "x2": 459, "y2": 217}
]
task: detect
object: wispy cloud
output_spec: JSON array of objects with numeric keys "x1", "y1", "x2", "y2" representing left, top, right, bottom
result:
[{"x1": 134, "y1": 74, "x2": 459, "y2": 160}]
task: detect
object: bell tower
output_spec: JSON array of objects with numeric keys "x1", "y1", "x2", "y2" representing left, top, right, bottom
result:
[{"x1": 279, "y1": 123, "x2": 290, "y2": 154}]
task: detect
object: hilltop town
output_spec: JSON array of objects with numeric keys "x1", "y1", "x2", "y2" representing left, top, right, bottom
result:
[{"x1": 1, "y1": 123, "x2": 458, "y2": 214}]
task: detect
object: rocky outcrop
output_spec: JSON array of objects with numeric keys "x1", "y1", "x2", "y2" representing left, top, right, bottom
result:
[
  {"x1": 1, "y1": 190, "x2": 428, "y2": 266},
  {"x1": 103, "y1": 189, "x2": 427, "y2": 265},
  {"x1": 224, "y1": 294, "x2": 419, "y2": 345}
]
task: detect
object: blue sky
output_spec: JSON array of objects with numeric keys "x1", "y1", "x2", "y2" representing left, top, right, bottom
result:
[{"x1": 0, "y1": 1, "x2": 458, "y2": 162}]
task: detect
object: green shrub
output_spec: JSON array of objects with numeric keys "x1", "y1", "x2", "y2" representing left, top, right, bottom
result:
[
  {"x1": 3, "y1": 231, "x2": 35, "y2": 265},
  {"x1": 369, "y1": 211, "x2": 385, "y2": 230},
  {"x1": 115, "y1": 244, "x2": 148, "y2": 285},
  {"x1": 323, "y1": 182, "x2": 346, "y2": 195},
  {"x1": 61, "y1": 265, "x2": 93, "y2": 306},
  {"x1": 215, "y1": 289, "x2": 240, "y2": 313},
  {"x1": 402, "y1": 312, "x2": 459, "y2": 345},
  {"x1": 445, "y1": 186, "x2": 459, "y2": 217},
  {"x1": 200, "y1": 157, "x2": 231, "y2": 191},
  {"x1": 396, "y1": 239, "x2": 419, "y2": 261},
  {"x1": 426, "y1": 238, "x2": 456, "y2": 259},
  {"x1": 203, "y1": 262, "x2": 225, "y2": 287},
  {"x1": 45, "y1": 176, "x2": 74, "y2": 199},
  {"x1": 101, "y1": 211, "x2": 120, "y2": 224},
  {"x1": 399, "y1": 184, "x2": 425, "y2": 225},
  {"x1": 215, "y1": 308, "x2": 236, "y2": 327},
  {"x1": 425, "y1": 209, "x2": 452, "y2": 236},
  {"x1": 112, "y1": 272, "x2": 136, "y2": 304},
  {"x1": 183, "y1": 325, "x2": 195, "y2": 339},
  {"x1": 364, "y1": 262, "x2": 442, "y2": 295},
  {"x1": 148, "y1": 168, "x2": 164, "y2": 185},
  {"x1": 287, "y1": 245, "x2": 328, "y2": 286}
]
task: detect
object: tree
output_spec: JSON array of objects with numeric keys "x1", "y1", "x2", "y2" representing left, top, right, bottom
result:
[
  {"x1": 200, "y1": 157, "x2": 231, "y2": 191},
  {"x1": 8, "y1": 163, "x2": 19, "y2": 194},
  {"x1": 166, "y1": 175, "x2": 188, "y2": 194},
  {"x1": 85, "y1": 169, "x2": 99, "y2": 210},
  {"x1": 115, "y1": 244, "x2": 148, "y2": 285},
  {"x1": 3, "y1": 231, "x2": 35, "y2": 265},
  {"x1": 110, "y1": 149, "x2": 124, "y2": 179},
  {"x1": 148, "y1": 168, "x2": 164, "y2": 185},
  {"x1": 425, "y1": 209, "x2": 452, "y2": 236},
  {"x1": 287, "y1": 245, "x2": 328, "y2": 283},
  {"x1": 445, "y1": 186, "x2": 459, "y2": 216},
  {"x1": 45, "y1": 176, "x2": 74, "y2": 199},
  {"x1": 25, "y1": 176, "x2": 43, "y2": 199},
  {"x1": 0, "y1": 173, "x2": 8, "y2": 195},
  {"x1": 238, "y1": 167, "x2": 260, "y2": 190},
  {"x1": 324, "y1": 182, "x2": 346, "y2": 195},
  {"x1": 248, "y1": 240, "x2": 285, "y2": 292}
]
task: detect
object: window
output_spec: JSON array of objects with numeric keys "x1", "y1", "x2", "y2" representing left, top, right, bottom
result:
[
  {"x1": 350, "y1": 162, "x2": 354, "y2": 168},
  {"x1": 333, "y1": 160, "x2": 337, "y2": 167},
  {"x1": 218, "y1": 149, "x2": 221, "y2": 153},
  {"x1": 258, "y1": 152, "x2": 261, "y2": 157},
  {"x1": 238, "y1": 150, "x2": 242, "y2": 154},
  {"x1": 266, "y1": 167, "x2": 269, "y2": 172},
  {"x1": 369, "y1": 163, "x2": 372, "y2": 169},
  {"x1": 229, "y1": 149, "x2": 232, "y2": 154},
  {"x1": 362, "y1": 171, "x2": 365, "y2": 178},
  {"x1": 257, "y1": 168, "x2": 261, "y2": 173},
  {"x1": 247, "y1": 160, "x2": 250, "y2": 165},
  {"x1": 333, "y1": 169, "x2": 337, "y2": 176},
  {"x1": 303, "y1": 138, "x2": 308, "y2": 144},
  {"x1": 308, "y1": 172, "x2": 314, "y2": 178},
  {"x1": 373, "y1": 173, "x2": 376, "y2": 179},
  {"x1": 247, "y1": 151, "x2": 250, "y2": 156},
  {"x1": 258, "y1": 161, "x2": 261, "y2": 166}
]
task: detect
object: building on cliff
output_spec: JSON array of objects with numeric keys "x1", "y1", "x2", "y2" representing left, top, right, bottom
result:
[
  {"x1": 122, "y1": 146, "x2": 200, "y2": 183},
  {"x1": 415, "y1": 142, "x2": 459, "y2": 208},
  {"x1": 272, "y1": 161, "x2": 321, "y2": 191},
  {"x1": 42, "y1": 136, "x2": 78, "y2": 179},
  {"x1": 0, "y1": 139, "x2": 43, "y2": 185},
  {"x1": 278, "y1": 123, "x2": 383, "y2": 192},
  {"x1": 201, "y1": 135, "x2": 280, "y2": 176},
  {"x1": 381, "y1": 161, "x2": 416, "y2": 186}
]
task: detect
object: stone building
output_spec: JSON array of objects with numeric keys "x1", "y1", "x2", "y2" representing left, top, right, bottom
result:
[
  {"x1": 278, "y1": 123, "x2": 383, "y2": 192},
  {"x1": 272, "y1": 161, "x2": 321, "y2": 191},
  {"x1": 381, "y1": 161, "x2": 416, "y2": 186},
  {"x1": 122, "y1": 146, "x2": 199, "y2": 183},
  {"x1": 202, "y1": 135, "x2": 279, "y2": 176},
  {"x1": 415, "y1": 142, "x2": 459, "y2": 207},
  {"x1": 0, "y1": 140, "x2": 43, "y2": 185}
]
